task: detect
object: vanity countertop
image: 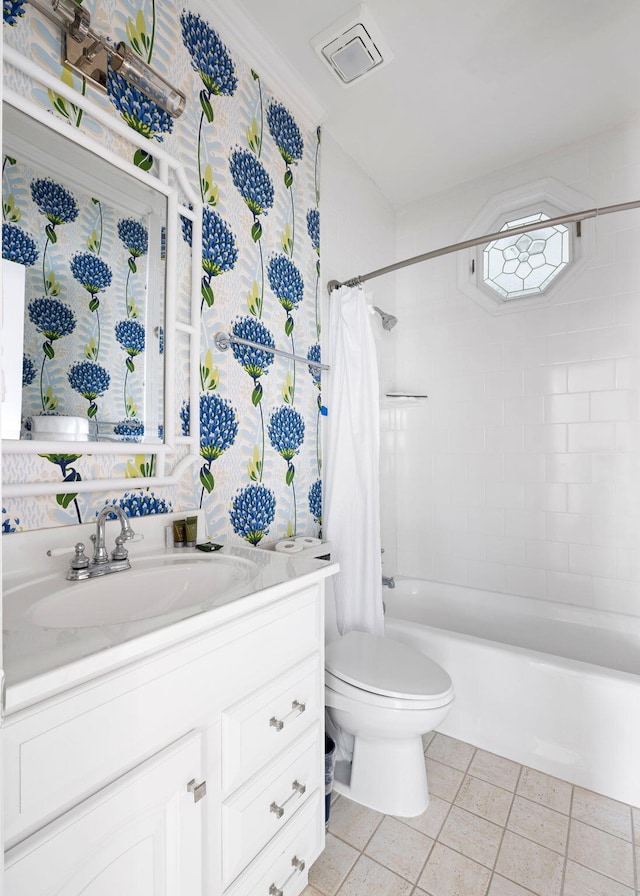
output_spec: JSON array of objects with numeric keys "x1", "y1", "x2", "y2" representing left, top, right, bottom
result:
[{"x1": 2, "y1": 513, "x2": 337, "y2": 714}]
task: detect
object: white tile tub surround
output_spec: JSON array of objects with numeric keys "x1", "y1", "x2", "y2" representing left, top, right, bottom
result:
[
  {"x1": 385, "y1": 118, "x2": 640, "y2": 617},
  {"x1": 384, "y1": 578, "x2": 640, "y2": 806}
]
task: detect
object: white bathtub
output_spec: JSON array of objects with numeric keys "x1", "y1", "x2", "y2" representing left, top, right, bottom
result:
[{"x1": 384, "y1": 578, "x2": 640, "y2": 806}]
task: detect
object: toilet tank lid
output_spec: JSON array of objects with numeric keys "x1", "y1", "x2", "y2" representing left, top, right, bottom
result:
[{"x1": 325, "y1": 631, "x2": 453, "y2": 700}]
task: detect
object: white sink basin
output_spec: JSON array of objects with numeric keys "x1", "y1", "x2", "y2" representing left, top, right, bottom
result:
[{"x1": 24, "y1": 553, "x2": 259, "y2": 629}]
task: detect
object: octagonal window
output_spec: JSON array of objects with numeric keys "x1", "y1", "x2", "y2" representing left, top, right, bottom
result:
[
  {"x1": 483, "y1": 213, "x2": 570, "y2": 300},
  {"x1": 457, "y1": 179, "x2": 593, "y2": 315}
]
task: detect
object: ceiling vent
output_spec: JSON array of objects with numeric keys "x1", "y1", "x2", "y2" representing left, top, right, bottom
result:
[{"x1": 311, "y1": 4, "x2": 393, "y2": 87}]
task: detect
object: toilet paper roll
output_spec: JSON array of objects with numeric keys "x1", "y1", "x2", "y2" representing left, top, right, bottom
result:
[
  {"x1": 275, "y1": 539, "x2": 304, "y2": 553},
  {"x1": 294, "y1": 536, "x2": 322, "y2": 547}
]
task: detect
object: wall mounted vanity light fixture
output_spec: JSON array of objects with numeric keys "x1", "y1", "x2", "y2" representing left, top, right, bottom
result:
[
  {"x1": 109, "y1": 43, "x2": 186, "y2": 117},
  {"x1": 25, "y1": 0, "x2": 186, "y2": 117}
]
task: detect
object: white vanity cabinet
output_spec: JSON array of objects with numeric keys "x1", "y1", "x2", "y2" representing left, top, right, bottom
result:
[
  {"x1": 5, "y1": 732, "x2": 204, "y2": 895},
  {"x1": 3, "y1": 577, "x2": 327, "y2": 895}
]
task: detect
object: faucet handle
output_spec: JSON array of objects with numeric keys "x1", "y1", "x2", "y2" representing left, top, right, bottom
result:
[
  {"x1": 47, "y1": 543, "x2": 89, "y2": 566},
  {"x1": 111, "y1": 534, "x2": 130, "y2": 562},
  {"x1": 69, "y1": 543, "x2": 90, "y2": 570}
]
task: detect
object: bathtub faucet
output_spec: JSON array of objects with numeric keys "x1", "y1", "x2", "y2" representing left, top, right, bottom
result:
[{"x1": 382, "y1": 575, "x2": 396, "y2": 589}]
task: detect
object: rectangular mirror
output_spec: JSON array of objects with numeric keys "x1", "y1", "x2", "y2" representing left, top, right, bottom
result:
[
  {"x1": 1, "y1": 258, "x2": 26, "y2": 439},
  {"x1": 2, "y1": 103, "x2": 165, "y2": 444}
]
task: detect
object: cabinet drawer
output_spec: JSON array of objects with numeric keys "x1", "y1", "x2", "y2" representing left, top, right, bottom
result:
[
  {"x1": 222, "y1": 654, "x2": 322, "y2": 792},
  {"x1": 4, "y1": 586, "x2": 322, "y2": 847},
  {"x1": 221, "y1": 724, "x2": 321, "y2": 885},
  {"x1": 224, "y1": 791, "x2": 322, "y2": 896}
]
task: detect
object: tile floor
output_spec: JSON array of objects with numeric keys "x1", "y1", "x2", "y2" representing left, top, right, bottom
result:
[{"x1": 303, "y1": 732, "x2": 640, "y2": 896}]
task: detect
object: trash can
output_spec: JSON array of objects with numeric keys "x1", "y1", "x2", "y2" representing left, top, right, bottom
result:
[{"x1": 324, "y1": 734, "x2": 336, "y2": 828}]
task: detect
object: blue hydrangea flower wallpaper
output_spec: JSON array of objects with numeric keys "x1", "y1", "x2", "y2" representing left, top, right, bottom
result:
[{"x1": 2, "y1": 0, "x2": 322, "y2": 544}]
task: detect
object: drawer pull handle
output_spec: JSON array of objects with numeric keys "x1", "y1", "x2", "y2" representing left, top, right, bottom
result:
[
  {"x1": 268, "y1": 856, "x2": 306, "y2": 895},
  {"x1": 187, "y1": 778, "x2": 207, "y2": 803},
  {"x1": 269, "y1": 700, "x2": 306, "y2": 732},
  {"x1": 270, "y1": 779, "x2": 307, "y2": 819}
]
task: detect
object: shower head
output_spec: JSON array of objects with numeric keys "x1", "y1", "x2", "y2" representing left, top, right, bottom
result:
[{"x1": 373, "y1": 306, "x2": 398, "y2": 331}]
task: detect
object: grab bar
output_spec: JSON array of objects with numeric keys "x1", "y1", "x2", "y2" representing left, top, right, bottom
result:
[{"x1": 214, "y1": 332, "x2": 329, "y2": 371}]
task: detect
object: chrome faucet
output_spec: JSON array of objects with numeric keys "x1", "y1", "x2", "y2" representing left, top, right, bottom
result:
[
  {"x1": 93, "y1": 505, "x2": 134, "y2": 563},
  {"x1": 382, "y1": 575, "x2": 396, "y2": 589},
  {"x1": 64, "y1": 506, "x2": 136, "y2": 581}
]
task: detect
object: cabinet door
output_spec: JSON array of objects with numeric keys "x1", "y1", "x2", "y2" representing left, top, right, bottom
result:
[{"x1": 5, "y1": 732, "x2": 203, "y2": 896}]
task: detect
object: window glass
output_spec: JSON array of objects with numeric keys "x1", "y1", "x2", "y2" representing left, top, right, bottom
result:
[{"x1": 482, "y1": 213, "x2": 569, "y2": 299}]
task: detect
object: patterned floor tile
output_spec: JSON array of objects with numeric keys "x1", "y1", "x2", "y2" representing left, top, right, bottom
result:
[
  {"x1": 455, "y1": 774, "x2": 514, "y2": 826},
  {"x1": 507, "y1": 795, "x2": 569, "y2": 854},
  {"x1": 308, "y1": 736, "x2": 640, "y2": 896},
  {"x1": 394, "y1": 794, "x2": 452, "y2": 840},
  {"x1": 307, "y1": 832, "x2": 359, "y2": 896},
  {"x1": 328, "y1": 794, "x2": 384, "y2": 851},
  {"x1": 567, "y1": 819, "x2": 634, "y2": 888},
  {"x1": 468, "y1": 750, "x2": 521, "y2": 792},
  {"x1": 336, "y1": 854, "x2": 414, "y2": 896},
  {"x1": 495, "y1": 830, "x2": 564, "y2": 896},
  {"x1": 562, "y1": 859, "x2": 635, "y2": 896},
  {"x1": 426, "y1": 758, "x2": 465, "y2": 802},
  {"x1": 438, "y1": 805, "x2": 503, "y2": 868},
  {"x1": 418, "y1": 842, "x2": 491, "y2": 896},
  {"x1": 516, "y1": 767, "x2": 572, "y2": 815},
  {"x1": 571, "y1": 786, "x2": 632, "y2": 841},
  {"x1": 364, "y1": 816, "x2": 434, "y2": 883},
  {"x1": 487, "y1": 876, "x2": 536, "y2": 896},
  {"x1": 632, "y1": 806, "x2": 640, "y2": 845},
  {"x1": 426, "y1": 733, "x2": 476, "y2": 772}
]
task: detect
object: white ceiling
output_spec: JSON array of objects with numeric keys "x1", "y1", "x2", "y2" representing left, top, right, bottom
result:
[{"x1": 233, "y1": 0, "x2": 640, "y2": 209}]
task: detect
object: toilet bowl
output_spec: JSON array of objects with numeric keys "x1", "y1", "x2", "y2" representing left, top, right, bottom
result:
[{"x1": 325, "y1": 630, "x2": 454, "y2": 817}]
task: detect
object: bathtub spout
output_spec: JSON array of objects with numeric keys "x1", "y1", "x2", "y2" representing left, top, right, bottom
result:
[{"x1": 382, "y1": 575, "x2": 396, "y2": 589}]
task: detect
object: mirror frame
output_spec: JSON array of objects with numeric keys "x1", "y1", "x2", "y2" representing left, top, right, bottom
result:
[{"x1": 2, "y1": 46, "x2": 202, "y2": 498}]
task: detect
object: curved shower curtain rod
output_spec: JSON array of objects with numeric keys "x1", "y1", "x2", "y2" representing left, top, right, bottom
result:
[{"x1": 327, "y1": 198, "x2": 640, "y2": 294}]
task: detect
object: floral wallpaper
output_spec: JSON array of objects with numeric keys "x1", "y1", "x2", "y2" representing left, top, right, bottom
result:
[{"x1": 2, "y1": 0, "x2": 322, "y2": 544}]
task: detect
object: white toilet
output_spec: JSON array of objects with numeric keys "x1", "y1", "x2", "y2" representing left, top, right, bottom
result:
[{"x1": 325, "y1": 630, "x2": 454, "y2": 817}]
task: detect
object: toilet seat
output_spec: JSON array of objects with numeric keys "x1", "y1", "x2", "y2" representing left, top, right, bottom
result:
[{"x1": 325, "y1": 631, "x2": 454, "y2": 709}]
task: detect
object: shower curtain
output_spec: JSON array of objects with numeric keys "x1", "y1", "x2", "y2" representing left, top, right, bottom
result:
[{"x1": 325, "y1": 284, "x2": 385, "y2": 636}]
